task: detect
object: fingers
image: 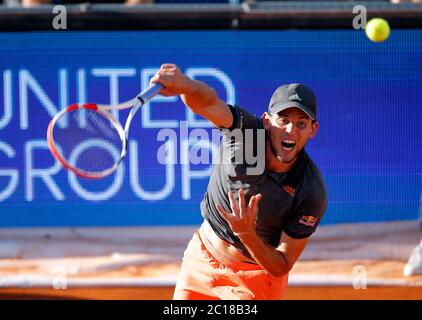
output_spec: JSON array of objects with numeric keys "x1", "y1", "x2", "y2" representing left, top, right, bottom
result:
[
  {"x1": 149, "y1": 64, "x2": 182, "y2": 96},
  {"x1": 149, "y1": 74, "x2": 165, "y2": 91},
  {"x1": 149, "y1": 74, "x2": 172, "y2": 96},
  {"x1": 238, "y1": 189, "x2": 246, "y2": 220},
  {"x1": 248, "y1": 193, "x2": 262, "y2": 208},
  {"x1": 149, "y1": 64, "x2": 174, "y2": 84},
  {"x1": 215, "y1": 203, "x2": 232, "y2": 222},
  {"x1": 160, "y1": 63, "x2": 176, "y2": 70},
  {"x1": 218, "y1": 190, "x2": 262, "y2": 220},
  {"x1": 228, "y1": 189, "x2": 261, "y2": 217},
  {"x1": 248, "y1": 193, "x2": 262, "y2": 219},
  {"x1": 228, "y1": 191, "x2": 240, "y2": 215}
]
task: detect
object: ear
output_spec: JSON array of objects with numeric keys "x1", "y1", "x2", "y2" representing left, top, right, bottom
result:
[
  {"x1": 261, "y1": 112, "x2": 272, "y2": 130},
  {"x1": 309, "y1": 121, "x2": 319, "y2": 139}
]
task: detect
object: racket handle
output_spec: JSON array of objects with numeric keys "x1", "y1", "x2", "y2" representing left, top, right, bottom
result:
[
  {"x1": 136, "y1": 83, "x2": 164, "y2": 105},
  {"x1": 124, "y1": 82, "x2": 164, "y2": 137}
]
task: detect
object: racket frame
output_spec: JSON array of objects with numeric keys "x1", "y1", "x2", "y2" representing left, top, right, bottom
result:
[
  {"x1": 47, "y1": 103, "x2": 126, "y2": 179},
  {"x1": 47, "y1": 83, "x2": 163, "y2": 179}
]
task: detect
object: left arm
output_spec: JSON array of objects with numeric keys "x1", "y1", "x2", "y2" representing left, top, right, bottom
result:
[
  {"x1": 216, "y1": 189, "x2": 309, "y2": 277},
  {"x1": 237, "y1": 230, "x2": 308, "y2": 277}
]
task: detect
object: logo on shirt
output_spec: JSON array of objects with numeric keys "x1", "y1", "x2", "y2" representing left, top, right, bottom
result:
[
  {"x1": 299, "y1": 215, "x2": 319, "y2": 227},
  {"x1": 283, "y1": 185, "x2": 296, "y2": 197}
]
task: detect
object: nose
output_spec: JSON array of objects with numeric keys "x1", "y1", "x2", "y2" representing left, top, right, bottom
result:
[{"x1": 285, "y1": 122, "x2": 294, "y2": 133}]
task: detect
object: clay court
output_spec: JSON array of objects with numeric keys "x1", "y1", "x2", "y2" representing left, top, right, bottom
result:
[{"x1": 1, "y1": 221, "x2": 421, "y2": 300}]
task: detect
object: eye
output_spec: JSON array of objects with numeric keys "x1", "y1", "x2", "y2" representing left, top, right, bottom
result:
[
  {"x1": 277, "y1": 117, "x2": 290, "y2": 125},
  {"x1": 296, "y1": 121, "x2": 307, "y2": 130}
]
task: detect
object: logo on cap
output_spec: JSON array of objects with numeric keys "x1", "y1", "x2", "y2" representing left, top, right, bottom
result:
[
  {"x1": 268, "y1": 83, "x2": 317, "y2": 121},
  {"x1": 289, "y1": 94, "x2": 301, "y2": 101}
]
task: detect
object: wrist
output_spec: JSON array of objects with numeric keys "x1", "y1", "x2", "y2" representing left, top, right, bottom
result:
[{"x1": 182, "y1": 77, "x2": 201, "y2": 95}]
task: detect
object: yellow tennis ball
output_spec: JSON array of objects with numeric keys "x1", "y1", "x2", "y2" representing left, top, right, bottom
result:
[{"x1": 365, "y1": 18, "x2": 390, "y2": 43}]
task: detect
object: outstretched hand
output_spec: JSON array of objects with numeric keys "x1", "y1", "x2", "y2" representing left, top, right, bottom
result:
[
  {"x1": 215, "y1": 189, "x2": 262, "y2": 236},
  {"x1": 149, "y1": 64, "x2": 191, "y2": 97}
]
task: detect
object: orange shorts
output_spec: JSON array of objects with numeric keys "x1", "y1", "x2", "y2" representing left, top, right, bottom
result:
[{"x1": 173, "y1": 225, "x2": 288, "y2": 300}]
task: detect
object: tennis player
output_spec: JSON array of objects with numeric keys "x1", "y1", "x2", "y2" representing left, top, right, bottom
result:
[{"x1": 150, "y1": 64, "x2": 327, "y2": 300}]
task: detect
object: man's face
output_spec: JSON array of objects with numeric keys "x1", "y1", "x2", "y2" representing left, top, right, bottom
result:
[{"x1": 263, "y1": 107, "x2": 318, "y2": 167}]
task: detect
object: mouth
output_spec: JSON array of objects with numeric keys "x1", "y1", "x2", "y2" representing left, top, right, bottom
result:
[{"x1": 281, "y1": 139, "x2": 296, "y2": 151}]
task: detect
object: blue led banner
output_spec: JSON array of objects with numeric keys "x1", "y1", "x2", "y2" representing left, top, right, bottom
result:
[{"x1": 0, "y1": 30, "x2": 421, "y2": 227}]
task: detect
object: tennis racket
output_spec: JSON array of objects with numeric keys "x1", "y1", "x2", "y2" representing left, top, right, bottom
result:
[{"x1": 47, "y1": 83, "x2": 164, "y2": 179}]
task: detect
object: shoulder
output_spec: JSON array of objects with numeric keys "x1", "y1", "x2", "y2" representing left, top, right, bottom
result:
[
  {"x1": 299, "y1": 154, "x2": 327, "y2": 205},
  {"x1": 222, "y1": 104, "x2": 263, "y2": 131}
]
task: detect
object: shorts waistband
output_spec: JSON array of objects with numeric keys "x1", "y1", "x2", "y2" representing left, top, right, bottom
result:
[{"x1": 198, "y1": 221, "x2": 261, "y2": 271}]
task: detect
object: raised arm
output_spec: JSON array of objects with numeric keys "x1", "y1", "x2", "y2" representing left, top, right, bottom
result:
[{"x1": 150, "y1": 64, "x2": 233, "y2": 128}]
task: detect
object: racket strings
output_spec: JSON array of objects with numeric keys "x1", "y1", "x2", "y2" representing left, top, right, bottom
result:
[
  {"x1": 85, "y1": 111, "x2": 118, "y2": 140},
  {"x1": 52, "y1": 108, "x2": 123, "y2": 174}
]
